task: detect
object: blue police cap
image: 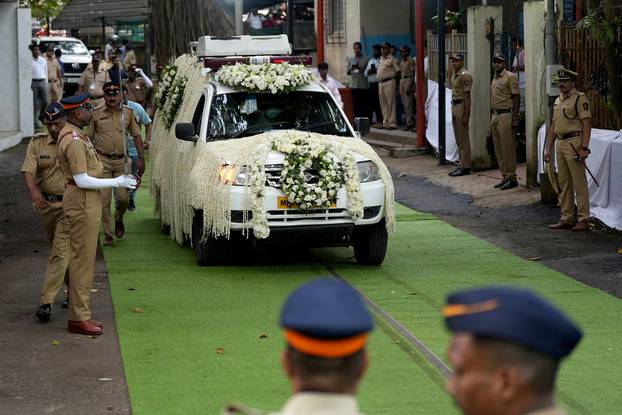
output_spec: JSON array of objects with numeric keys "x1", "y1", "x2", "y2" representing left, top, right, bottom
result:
[
  {"x1": 44, "y1": 102, "x2": 66, "y2": 122},
  {"x1": 492, "y1": 53, "x2": 507, "y2": 62},
  {"x1": 60, "y1": 93, "x2": 91, "y2": 110},
  {"x1": 443, "y1": 286, "x2": 582, "y2": 359},
  {"x1": 280, "y1": 278, "x2": 373, "y2": 358},
  {"x1": 449, "y1": 53, "x2": 464, "y2": 61}
]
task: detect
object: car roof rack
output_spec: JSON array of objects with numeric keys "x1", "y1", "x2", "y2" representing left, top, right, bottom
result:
[{"x1": 197, "y1": 35, "x2": 291, "y2": 57}]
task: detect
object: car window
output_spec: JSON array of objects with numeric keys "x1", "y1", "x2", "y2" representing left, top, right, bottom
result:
[{"x1": 206, "y1": 91, "x2": 350, "y2": 141}]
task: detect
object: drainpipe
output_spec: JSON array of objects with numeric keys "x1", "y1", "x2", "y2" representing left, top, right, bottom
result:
[{"x1": 316, "y1": 0, "x2": 324, "y2": 63}]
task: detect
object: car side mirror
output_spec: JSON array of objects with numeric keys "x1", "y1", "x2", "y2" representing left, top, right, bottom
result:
[
  {"x1": 175, "y1": 123, "x2": 198, "y2": 142},
  {"x1": 354, "y1": 117, "x2": 371, "y2": 136}
]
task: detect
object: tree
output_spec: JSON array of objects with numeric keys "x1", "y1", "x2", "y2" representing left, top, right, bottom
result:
[
  {"x1": 148, "y1": 0, "x2": 235, "y2": 64},
  {"x1": 19, "y1": 0, "x2": 64, "y2": 21},
  {"x1": 578, "y1": 0, "x2": 622, "y2": 128}
]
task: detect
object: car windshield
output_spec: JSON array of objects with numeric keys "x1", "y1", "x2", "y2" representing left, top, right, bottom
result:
[
  {"x1": 40, "y1": 40, "x2": 89, "y2": 55},
  {"x1": 206, "y1": 91, "x2": 350, "y2": 140}
]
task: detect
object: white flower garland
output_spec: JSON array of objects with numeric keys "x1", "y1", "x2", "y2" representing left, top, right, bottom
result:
[
  {"x1": 162, "y1": 75, "x2": 188, "y2": 129},
  {"x1": 154, "y1": 64, "x2": 177, "y2": 110},
  {"x1": 215, "y1": 63, "x2": 313, "y2": 94}
]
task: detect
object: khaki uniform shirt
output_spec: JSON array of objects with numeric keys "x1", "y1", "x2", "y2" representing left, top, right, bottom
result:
[
  {"x1": 377, "y1": 55, "x2": 400, "y2": 82},
  {"x1": 46, "y1": 57, "x2": 61, "y2": 82},
  {"x1": 79, "y1": 64, "x2": 110, "y2": 99},
  {"x1": 20, "y1": 133, "x2": 66, "y2": 195},
  {"x1": 553, "y1": 89, "x2": 591, "y2": 135},
  {"x1": 91, "y1": 105, "x2": 140, "y2": 156},
  {"x1": 525, "y1": 407, "x2": 567, "y2": 415},
  {"x1": 491, "y1": 69, "x2": 519, "y2": 110},
  {"x1": 57, "y1": 123, "x2": 103, "y2": 180},
  {"x1": 346, "y1": 55, "x2": 369, "y2": 89},
  {"x1": 451, "y1": 67, "x2": 473, "y2": 99},
  {"x1": 400, "y1": 58, "x2": 414, "y2": 79},
  {"x1": 124, "y1": 78, "x2": 150, "y2": 105}
]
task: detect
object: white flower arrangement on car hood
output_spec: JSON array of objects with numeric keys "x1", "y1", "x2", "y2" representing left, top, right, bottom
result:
[{"x1": 215, "y1": 62, "x2": 313, "y2": 94}]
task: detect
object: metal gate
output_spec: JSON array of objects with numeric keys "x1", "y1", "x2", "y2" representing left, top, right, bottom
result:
[{"x1": 427, "y1": 30, "x2": 467, "y2": 83}]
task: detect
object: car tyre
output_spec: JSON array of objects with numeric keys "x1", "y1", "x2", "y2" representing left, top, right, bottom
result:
[
  {"x1": 352, "y1": 219, "x2": 388, "y2": 265},
  {"x1": 192, "y1": 210, "x2": 227, "y2": 266}
]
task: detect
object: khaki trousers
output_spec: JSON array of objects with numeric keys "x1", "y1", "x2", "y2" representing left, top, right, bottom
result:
[
  {"x1": 491, "y1": 112, "x2": 517, "y2": 181},
  {"x1": 379, "y1": 79, "x2": 397, "y2": 128},
  {"x1": 63, "y1": 186, "x2": 102, "y2": 321},
  {"x1": 451, "y1": 102, "x2": 471, "y2": 169},
  {"x1": 39, "y1": 201, "x2": 70, "y2": 304},
  {"x1": 556, "y1": 136, "x2": 590, "y2": 222},
  {"x1": 100, "y1": 156, "x2": 129, "y2": 238},
  {"x1": 399, "y1": 78, "x2": 414, "y2": 126},
  {"x1": 48, "y1": 80, "x2": 62, "y2": 103}
]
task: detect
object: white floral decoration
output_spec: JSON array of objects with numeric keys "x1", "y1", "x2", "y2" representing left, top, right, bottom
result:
[
  {"x1": 154, "y1": 64, "x2": 177, "y2": 110},
  {"x1": 215, "y1": 63, "x2": 313, "y2": 94},
  {"x1": 162, "y1": 75, "x2": 188, "y2": 129}
]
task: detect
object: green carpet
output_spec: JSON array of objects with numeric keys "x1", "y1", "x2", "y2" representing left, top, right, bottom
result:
[{"x1": 103, "y1": 170, "x2": 622, "y2": 415}]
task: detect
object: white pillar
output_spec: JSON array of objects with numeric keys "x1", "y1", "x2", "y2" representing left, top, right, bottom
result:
[
  {"x1": 524, "y1": 1, "x2": 547, "y2": 186},
  {"x1": 466, "y1": 6, "x2": 502, "y2": 169},
  {"x1": 235, "y1": 0, "x2": 243, "y2": 36}
]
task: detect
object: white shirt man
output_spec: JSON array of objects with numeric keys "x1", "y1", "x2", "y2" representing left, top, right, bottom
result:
[
  {"x1": 32, "y1": 54, "x2": 48, "y2": 80},
  {"x1": 316, "y1": 63, "x2": 344, "y2": 108}
]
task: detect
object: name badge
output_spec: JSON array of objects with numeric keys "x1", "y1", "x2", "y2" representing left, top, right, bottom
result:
[{"x1": 89, "y1": 81, "x2": 96, "y2": 90}]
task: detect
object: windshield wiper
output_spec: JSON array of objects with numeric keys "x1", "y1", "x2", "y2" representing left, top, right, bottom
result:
[{"x1": 299, "y1": 121, "x2": 341, "y2": 132}]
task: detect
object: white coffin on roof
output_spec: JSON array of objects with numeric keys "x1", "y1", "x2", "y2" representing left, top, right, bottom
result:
[{"x1": 197, "y1": 35, "x2": 291, "y2": 57}]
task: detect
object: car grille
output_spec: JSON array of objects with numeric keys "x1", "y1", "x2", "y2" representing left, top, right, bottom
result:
[
  {"x1": 265, "y1": 164, "x2": 324, "y2": 189},
  {"x1": 267, "y1": 208, "x2": 351, "y2": 223},
  {"x1": 63, "y1": 62, "x2": 88, "y2": 74}
]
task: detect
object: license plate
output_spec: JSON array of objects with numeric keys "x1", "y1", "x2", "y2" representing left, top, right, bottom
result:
[{"x1": 277, "y1": 196, "x2": 336, "y2": 209}]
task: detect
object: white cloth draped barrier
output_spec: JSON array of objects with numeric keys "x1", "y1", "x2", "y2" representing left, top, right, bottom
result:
[
  {"x1": 425, "y1": 80, "x2": 459, "y2": 162},
  {"x1": 537, "y1": 126, "x2": 622, "y2": 230}
]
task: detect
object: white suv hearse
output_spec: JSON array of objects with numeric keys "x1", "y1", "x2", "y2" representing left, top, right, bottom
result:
[{"x1": 156, "y1": 35, "x2": 393, "y2": 266}]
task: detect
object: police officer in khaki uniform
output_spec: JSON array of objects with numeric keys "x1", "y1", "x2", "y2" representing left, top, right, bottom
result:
[
  {"x1": 399, "y1": 45, "x2": 415, "y2": 130},
  {"x1": 78, "y1": 51, "x2": 110, "y2": 109},
  {"x1": 90, "y1": 82, "x2": 144, "y2": 246},
  {"x1": 223, "y1": 278, "x2": 373, "y2": 415},
  {"x1": 449, "y1": 53, "x2": 473, "y2": 177},
  {"x1": 443, "y1": 286, "x2": 582, "y2": 415},
  {"x1": 123, "y1": 64, "x2": 153, "y2": 108},
  {"x1": 377, "y1": 42, "x2": 400, "y2": 130},
  {"x1": 44, "y1": 47, "x2": 63, "y2": 102},
  {"x1": 57, "y1": 93, "x2": 136, "y2": 335},
  {"x1": 490, "y1": 54, "x2": 520, "y2": 190},
  {"x1": 21, "y1": 103, "x2": 70, "y2": 321},
  {"x1": 544, "y1": 68, "x2": 592, "y2": 232}
]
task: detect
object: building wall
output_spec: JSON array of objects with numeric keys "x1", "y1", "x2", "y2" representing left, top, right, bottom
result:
[
  {"x1": 360, "y1": 0, "x2": 413, "y2": 55},
  {"x1": 322, "y1": 0, "x2": 361, "y2": 85}
]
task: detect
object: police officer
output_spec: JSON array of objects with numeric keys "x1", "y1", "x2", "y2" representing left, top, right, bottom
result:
[
  {"x1": 123, "y1": 64, "x2": 153, "y2": 109},
  {"x1": 78, "y1": 51, "x2": 110, "y2": 109},
  {"x1": 544, "y1": 68, "x2": 592, "y2": 232},
  {"x1": 490, "y1": 54, "x2": 520, "y2": 190},
  {"x1": 443, "y1": 286, "x2": 582, "y2": 415},
  {"x1": 90, "y1": 82, "x2": 144, "y2": 246},
  {"x1": 377, "y1": 42, "x2": 400, "y2": 130},
  {"x1": 449, "y1": 53, "x2": 473, "y2": 177},
  {"x1": 224, "y1": 278, "x2": 373, "y2": 415},
  {"x1": 57, "y1": 93, "x2": 136, "y2": 335},
  {"x1": 399, "y1": 45, "x2": 415, "y2": 130},
  {"x1": 44, "y1": 46, "x2": 63, "y2": 102},
  {"x1": 21, "y1": 103, "x2": 70, "y2": 321}
]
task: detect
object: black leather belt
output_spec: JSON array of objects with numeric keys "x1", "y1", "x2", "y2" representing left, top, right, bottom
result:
[
  {"x1": 32, "y1": 79, "x2": 46, "y2": 82},
  {"x1": 401, "y1": 75, "x2": 412, "y2": 79},
  {"x1": 97, "y1": 150, "x2": 125, "y2": 160},
  {"x1": 379, "y1": 77, "x2": 395, "y2": 83},
  {"x1": 452, "y1": 99, "x2": 464, "y2": 105},
  {"x1": 43, "y1": 193, "x2": 63, "y2": 202},
  {"x1": 493, "y1": 108, "x2": 512, "y2": 115},
  {"x1": 557, "y1": 132, "x2": 582, "y2": 140}
]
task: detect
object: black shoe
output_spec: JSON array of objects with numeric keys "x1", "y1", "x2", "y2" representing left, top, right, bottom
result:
[
  {"x1": 62, "y1": 297, "x2": 69, "y2": 309},
  {"x1": 449, "y1": 168, "x2": 471, "y2": 177},
  {"x1": 448, "y1": 167, "x2": 461, "y2": 176},
  {"x1": 494, "y1": 179, "x2": 508, "y2": 188},
  {"x1": 36, "y1": 304, "x2": 51, "y2": 322},
  {"x1": 128, "y1": 198, "x2": 136, "y2": 212},
  {"x1": 499, "y1": 180, "x2": 518, "y2": 190}
]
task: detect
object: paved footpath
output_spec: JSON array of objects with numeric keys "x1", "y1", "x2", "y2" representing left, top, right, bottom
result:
[{"x1": 0, "y1": 142, "x2": 130, "y2": 415}]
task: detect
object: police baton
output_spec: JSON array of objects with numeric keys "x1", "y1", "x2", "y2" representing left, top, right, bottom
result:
[{"x1": 569, "y1": 142, "x2": 599, "y2": 188}]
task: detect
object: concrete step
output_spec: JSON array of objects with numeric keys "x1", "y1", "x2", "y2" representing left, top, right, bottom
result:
[{"x1": 367, "y1": 127, "x2": 417, "y2": 145}]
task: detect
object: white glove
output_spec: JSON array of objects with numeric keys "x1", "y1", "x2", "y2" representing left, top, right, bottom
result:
[{"x1": 113, "y1": 175, "x2": 137, "y2": 189}]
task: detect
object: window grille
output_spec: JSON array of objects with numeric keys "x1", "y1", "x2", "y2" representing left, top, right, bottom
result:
[{"x1": 324, "y1": 0, "x2": 346, "y2": 44}]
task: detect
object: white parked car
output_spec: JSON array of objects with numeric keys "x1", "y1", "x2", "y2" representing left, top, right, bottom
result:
[
  {"x1": 151, "y1": 35, "x2": 394, "y2": 266},
  {"x1": 36, "y1": 36, "x2": 92, "y2": 94}
]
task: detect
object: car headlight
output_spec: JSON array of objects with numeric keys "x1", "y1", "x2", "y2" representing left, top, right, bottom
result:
[
  {"x1": 219, "y1": 165, "x2": 250, "y2": 186},
  {"x1": 357, "y1": 161, "x2": 380, "y2": 183}
]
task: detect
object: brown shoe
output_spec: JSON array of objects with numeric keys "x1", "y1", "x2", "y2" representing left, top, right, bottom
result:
[
  {"x1": 548, "y1": 221, "x2": 575, "y2": 230},
  {"x1": 68, "y1": 320, "x2": 103, "y2": 335},
  {"x1": 115, "y1": 220, "x2": 125, "y2": 238},
  {"x1": 103, "y1": 235, "x2": 113, "y2": 246},
  {"x1": 571, "y1": 220, "x2": 590, "y2": 232}
]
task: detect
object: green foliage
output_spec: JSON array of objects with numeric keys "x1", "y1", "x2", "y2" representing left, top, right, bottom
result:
[
  {"x1": 431, "y1": 11, "x2": 462, "y2": 30},
  {"x1": 576, "y1": 7, "x2": 622, "y2": 47},
  {"x1": 19, "y1": 0, "x2": 64, "y2": 20}
]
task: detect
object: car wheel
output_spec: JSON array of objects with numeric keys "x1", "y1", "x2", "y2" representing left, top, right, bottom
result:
[
  {"x1": 352, "y1": 219, "x2": 388, "y2": 265},
  {"x1": 192, "y1": 210, "x2": 227, "y2": 266}
]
